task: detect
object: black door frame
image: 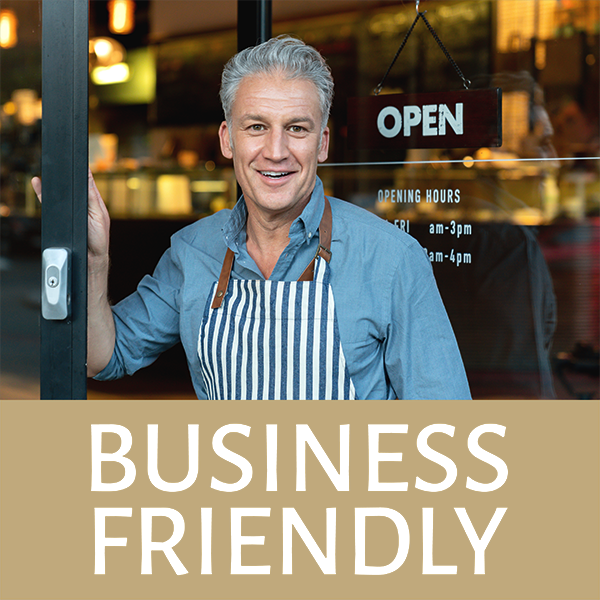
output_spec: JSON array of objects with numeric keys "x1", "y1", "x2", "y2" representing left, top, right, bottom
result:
[
  {"x1": 238, "y1": 0, "x2": 272, "y2": 51},
  {"x1": 40, "y1": 0, "x2": 88, "y2": 399}
]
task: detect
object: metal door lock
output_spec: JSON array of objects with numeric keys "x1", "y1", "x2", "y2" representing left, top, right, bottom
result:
[{"x1": 42, "y1": 248, "x2": 70, "y2": 320}]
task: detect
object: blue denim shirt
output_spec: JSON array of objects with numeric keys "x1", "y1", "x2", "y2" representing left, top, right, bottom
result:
[{"x1": 96, "y1": 177, "x2": 471, "y2": 399}]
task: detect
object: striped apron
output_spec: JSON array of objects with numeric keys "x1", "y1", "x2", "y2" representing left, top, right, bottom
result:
[{"x1": 197, "y1": 197, "x2": 357, "y2": 400}]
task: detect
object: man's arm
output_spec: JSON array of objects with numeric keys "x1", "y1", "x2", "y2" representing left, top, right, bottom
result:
[
  {"x1": 32, "y1": 170, "x2": 115, "y2": 377},
  {"x1": 385, "y1": 243, "x2": 471, "y2": 400}
]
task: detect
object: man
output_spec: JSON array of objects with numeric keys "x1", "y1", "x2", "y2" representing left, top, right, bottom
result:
[{"x1": 36, "y1": 35, "x2": 470, "y2": 400}]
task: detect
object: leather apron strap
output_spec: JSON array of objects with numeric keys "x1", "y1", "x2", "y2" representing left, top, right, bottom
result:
[{"x1": 211, "y1": 196, "x2": 333, "y2": 309}]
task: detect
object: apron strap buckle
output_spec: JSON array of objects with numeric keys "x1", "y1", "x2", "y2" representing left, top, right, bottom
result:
[{"x1": 317, "y1": 244, "x2": 332, "y2": 262}]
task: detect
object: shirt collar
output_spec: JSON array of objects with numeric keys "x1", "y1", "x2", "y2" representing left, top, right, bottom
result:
[
  {"x1": 289, "y1": 176, "x2": 324, "y2": 245},
  {"x1": 222, "y1": 176, "x2": 325, "y2": 250},
  {"x1": 222, "y1": 193, "x2": 247, "y2": 253}
]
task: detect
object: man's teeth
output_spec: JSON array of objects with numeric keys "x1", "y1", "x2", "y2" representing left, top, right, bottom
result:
[{"x1": 261, "y1": 171, "x2": 290, "y2": 178}]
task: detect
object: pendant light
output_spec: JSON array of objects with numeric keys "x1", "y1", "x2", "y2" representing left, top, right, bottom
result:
[
  {"x1": 0, "y1": 9, "x2": 18, "y2": 49},
  {"x1": 108, "y1": 0, "x2": 135, "y2": 35}
]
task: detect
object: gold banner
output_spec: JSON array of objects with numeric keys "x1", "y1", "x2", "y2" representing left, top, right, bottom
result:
[{"x1": 1, "y1": 400, "x2": 598, "y2": 600}]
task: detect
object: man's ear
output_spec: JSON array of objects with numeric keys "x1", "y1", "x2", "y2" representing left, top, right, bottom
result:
[
  {"x1": 318, "y1": 126, "x2": 330, "y2": 163},
  {"x1": 219, "y1": 121, "x2": 233, "y2": 159}
]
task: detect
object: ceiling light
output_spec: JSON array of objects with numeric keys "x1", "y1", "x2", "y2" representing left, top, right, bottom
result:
[
  {"x1": 0, "y1": 9, "x2": 18, "y2": 49},
  {"x1": 89, "y1": 37, "x2": 126, "y2": 67},
  {"x1": 91, "y1": 63, "x2": 130, "y2": 85},
  {"x1": 108, "y1": 0, "x2": 136, "y2": 35}
]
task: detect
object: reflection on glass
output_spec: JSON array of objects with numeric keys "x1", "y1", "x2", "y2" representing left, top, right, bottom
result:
[
  {"x1": 0, "y1": 8, "x2": 18, "y2": 49},
  {"x1": 0, "y1": 0, "x2": 41, "y2": 399},
  {"x1": 108, "y1": 0, "x2": 136, "y2": 36},
  {"x1": 0, "y1": 0, "x2": 598, "y2": 399}
]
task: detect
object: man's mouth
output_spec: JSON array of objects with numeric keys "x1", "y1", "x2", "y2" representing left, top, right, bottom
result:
[{"x1": 259, "y1": 171, "x2": 293, "y2": 179}]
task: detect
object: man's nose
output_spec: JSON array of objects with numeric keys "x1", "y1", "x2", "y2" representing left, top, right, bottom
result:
[{"x1": 263, "y1": 128, "x2": 288, "y2": 161}]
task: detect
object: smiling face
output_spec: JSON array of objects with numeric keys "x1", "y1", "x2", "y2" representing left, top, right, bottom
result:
[{"x1": 219, "y1": 72, "x2": 329, "y2": 224}]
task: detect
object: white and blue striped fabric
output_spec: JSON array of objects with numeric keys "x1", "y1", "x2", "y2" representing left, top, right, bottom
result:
[{"x1": 198, "y1": 256, "x2": 357, "y2": 400}]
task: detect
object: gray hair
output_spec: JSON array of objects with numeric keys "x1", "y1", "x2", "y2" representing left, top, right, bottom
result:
[{"x1": 220, "y1": 35, "x2": 334, "y2": 132}]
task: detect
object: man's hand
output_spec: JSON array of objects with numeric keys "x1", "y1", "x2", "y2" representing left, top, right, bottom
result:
[
  {"x1": 87, "y1": 169, "x2": 111, "y2": 261},
  {"x1": 31, "y1": 169, "x2": 115, "y2": 377},
  {"x1": 31, "y1": 169, "x2": 110, "y2": 260}
]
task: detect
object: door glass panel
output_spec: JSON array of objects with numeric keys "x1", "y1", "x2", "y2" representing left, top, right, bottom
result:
[
  {"x1": 275, "y1": 0, "x2": 599, "y2": 399},
  {"x1": 82, "y1": 0, "x2": 600, "y2": 400},
  {"x1": 1, "y1": 0, "x2": 42, "y2": 399},
  {"x1": 4, "y1": 0, "x2": 597, "y2": 399}
]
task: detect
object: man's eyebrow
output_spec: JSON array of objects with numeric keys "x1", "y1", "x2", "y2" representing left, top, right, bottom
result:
[
  {"x1": 240, "y1": 114, "x2": 265, "y2": 123},
  {"x1": 287, "y1": 116, "x2": 316, "y2": 128},
  {"x1": 240, "y1": 114, "x2": 316, "y2": 128}
]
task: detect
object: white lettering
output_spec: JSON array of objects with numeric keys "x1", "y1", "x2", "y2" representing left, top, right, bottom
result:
[
  {"x1": 282, "y1": 508, "x2": 336, "y2": 574},
  {"x1": 415, "y1": 424, "x2": 457, "y2": 492},
  {"x1": 355, "y1": 508, "x2": 410, "y2": 575},
  {"x1": 377, "y1": 106, "x2": 402, "y2": 138},
  {"x1": 368, "y1": 424, "x2": 408, "y2": 492},
  {"x1": 403, "y1": 105, "x2": 422, "y2": 136},
  {"x1": 147, "y1": 424, "x2": 199, "y2": 492},
  {"x1": 91, "y1": 424, "x2": 136, "y2": 492},
  {"x1": 296, "y1": 424, "x2": 349, "y2": 491},
  {"x1": 94, "y1": 507, "x2": 132, "y2": 574},
  {"x1": 201, "y1": 507, "x2": 212, "y2": 574},
  {"x1": 230, "y1": 508, "x2": 271, "y2": 575},
  {"x1": 439, "y1": 103, "x2": 463, "y2": 135},
  {"x1": 141, "y1": 507, "x2": 188, "y2": 575},
  {"x1": 211, "y1": 424, "x2": 253, "y2": 492},
  {"x1": 376, "y1": 103, "x2": 464, "y2": 138},
  {"x1": 422, "y1": 104, "x2": 437, "y2": 136},
  {"x1": 466, "y1": 425, "x2": 508, "y2": 492},
  {"x1": 455, "y1": 508, "x2": 507, "y2": 574},
  {"x1": 266, "y1": 424, "x2": 277, "y2": 491},
  {"x1": 422, "y1": 508, "x2": 457, "y2": 574}
]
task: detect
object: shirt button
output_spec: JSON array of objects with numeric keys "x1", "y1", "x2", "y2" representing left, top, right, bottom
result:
[{"x1": 308, "y1": 232, "x2": 312, "y2": 238}]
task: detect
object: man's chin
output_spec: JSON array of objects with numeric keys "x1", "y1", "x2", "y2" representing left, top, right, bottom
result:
[{"x1": 248, "y1": 191, "x2": 311, "y2": 219}]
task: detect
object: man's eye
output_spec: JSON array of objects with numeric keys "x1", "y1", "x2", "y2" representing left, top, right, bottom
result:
[
  {"x1": 289, "y1": 125, "x2": 305, "y2": 133},
  {"x1": 250, "y1": 124, "x2": 264, "y2": 131}
]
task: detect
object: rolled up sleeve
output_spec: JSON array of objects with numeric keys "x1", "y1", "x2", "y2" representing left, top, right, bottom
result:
[{"x1": 94, "y1": 247, "x2": 183, "y2": 381}]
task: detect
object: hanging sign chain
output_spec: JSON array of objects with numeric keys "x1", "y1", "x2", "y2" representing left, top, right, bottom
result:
[
  {"x1": 419, "y1": 10, "x2": 471, "y2": 90},
  {"x1": 374, "y1": 1, "x2": 472, "y2": 95},
  {"x1": 373, "y1": 12, "x2": 421, "y2": 96}
]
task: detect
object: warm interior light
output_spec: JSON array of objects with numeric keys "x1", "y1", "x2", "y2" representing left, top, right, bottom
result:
[
  {"x1": 12, "y1": 90, "x2": 39, "y2": 126},
  {"x1": 0, "y1": 9, "x2": 18, "y2": 49},
  {"x1": 94, "y1": 39, "x2": 113, "y2": 59},
  {"x1": 108, "y1": 0, "x2": 135, "y2": 35},
  {"x1": 502, "y1": 91, "x2": 529, "y2": 153},
  {"x1": 190, "y1": 180, "x2": 228, "y2": 193},
  {"x1": 90, "y1": 37, "x2": 125, "y2": 67},
  {"x1": 497, "y1": 0, "x2": 560, "y2": 52},
  {"x1": 91, "y1": 63, "x2": 130, "y2": 85},
  {"x1": 3, "y1": 101, "x2": 16, "y2": 116}
]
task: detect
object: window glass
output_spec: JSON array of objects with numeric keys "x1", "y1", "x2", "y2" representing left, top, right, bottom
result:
[
  {"x1": 0, "y1": 0, "x2": 42, "y2": 399},
  {"x1": 1, "y1": 1, "x2": 41, "y2": 217},
  {"x1": 274, "y1": 0, "x2": 599, "y2": 399},
  {"x1": 1, "y1": 0, "x2": 597, "y2": 400}
]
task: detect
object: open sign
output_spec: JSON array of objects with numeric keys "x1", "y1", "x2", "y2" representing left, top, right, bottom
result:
[{"x1": 347, "y1": 88, "x2": 502, "y2": 150}]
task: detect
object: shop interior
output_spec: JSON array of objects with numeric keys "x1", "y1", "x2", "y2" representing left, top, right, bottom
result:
[{"x1": 1, "y1": 0, "x2": 598, "y2": 399}]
